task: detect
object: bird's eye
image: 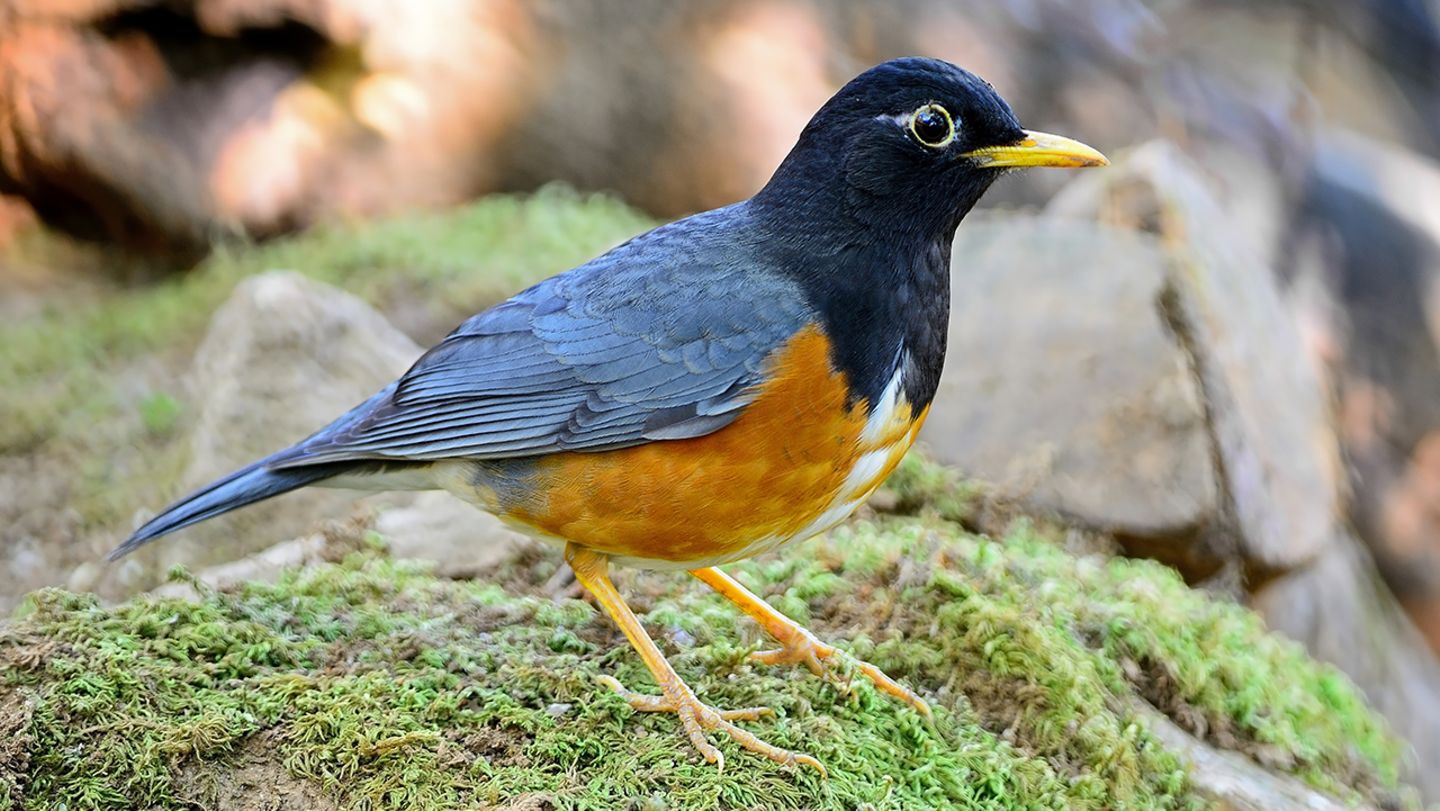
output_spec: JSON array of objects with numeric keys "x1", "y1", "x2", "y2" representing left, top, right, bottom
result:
[{"x1": 908, "y1": 104, "x2": 954, "y2": 148}]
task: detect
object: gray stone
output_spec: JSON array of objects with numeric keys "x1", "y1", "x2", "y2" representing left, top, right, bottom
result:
[
  {"x1": 1048, "y1": 140, "x2": 1440, "y2": 801},
  {"x1": 148, "y1": 533, "x2": 331, "y2": 601},
  {"x1": 148, "y1": 493, "x2": 537, "y2": 603},
  {"x1": 113, "y1": 271, "x2": 424, "y2": 585},
  {"x1": 1048, "y1": 140, "x2": 1343, "y2": 573},
  {"x1": 374, "y1": 491, "x2": 535, "y2": 580},
  {"x1": 1135, "y1": 700, "x2": 1380, "y2": 811},
  {"x1": 1298, "y1": 131, "x2": 1440, "y2": 655},
  {"x1": 924, "y1": 215, "x2": 1218, "y2": 544}
]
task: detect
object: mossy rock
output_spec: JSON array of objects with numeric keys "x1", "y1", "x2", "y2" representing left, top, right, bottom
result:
[{"x1": 0, "y1": 481, "x2": 1415, "y2": 811}]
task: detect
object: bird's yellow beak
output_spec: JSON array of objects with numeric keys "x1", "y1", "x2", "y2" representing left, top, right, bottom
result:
[{"x1": 962, "y1": 130, "x2": 1109, "y2": 169}]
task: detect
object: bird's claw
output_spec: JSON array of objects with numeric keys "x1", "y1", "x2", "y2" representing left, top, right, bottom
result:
[
  {"x1": 748, "y1": 630, "x2": 932, "y2": 720},
  {"x1": 596, "y1": 674, "x2": 826, "y2": 775}
]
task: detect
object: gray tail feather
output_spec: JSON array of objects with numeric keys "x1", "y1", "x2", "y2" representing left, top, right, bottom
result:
[{"x1": 108, "y1": 455, "x2": 343, "y2": 560}]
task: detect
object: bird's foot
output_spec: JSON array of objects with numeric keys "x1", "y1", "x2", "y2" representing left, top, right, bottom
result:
[
  {"x1": 596, "y1": 674, "x2": 826, "y2": 775},
  {"x1": 750, "y1": 627, "x2": 932, "y2": 719}
]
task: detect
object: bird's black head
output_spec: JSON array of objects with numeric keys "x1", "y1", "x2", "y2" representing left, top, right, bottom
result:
[
  {"x1": 749, "y1": 58, "x2": 1106, "y2": 417},
  {"x1": 755, "y1": 57, "x2": 1106, "y2": 241}
]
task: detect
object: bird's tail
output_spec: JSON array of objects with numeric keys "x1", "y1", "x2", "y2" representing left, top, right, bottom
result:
[{"x1": 108, "y1": 455, "x2": 341, "y2": 560}]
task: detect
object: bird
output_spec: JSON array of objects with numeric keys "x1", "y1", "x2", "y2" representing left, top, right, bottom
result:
[{"x1": 111, "y1": 57, "x2": 1107, "y2": 774}]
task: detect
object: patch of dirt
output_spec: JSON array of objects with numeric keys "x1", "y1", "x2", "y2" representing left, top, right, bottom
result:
[
  {"x1": 0, "y1": 626, "x2": 65, "y2": 675},
  {"x1": 499, "y1": 794, "x2": 557, "y2": 811},
  {"x1": 957, "y1": 671, "x2": 1091, "y2": 778},
  {"x1": 314, "y1": 515, "x2": 382, "y2": 563},
  {"x1": 172, "y1": 735, "x2": 339, "y2": 811},
  {"x1": 0, "y1": 454, "x2": 87, "y2": 605},
  {"x1": 0, "y1": 684, "x2": 35, "y2": 805},
  {"x1": 487, "y1": 540, "x2": 568, "y2": 597},
  {"x1": 308, "y1": 601, "x2": 536, "y2": 679},
  {"x1": 448, "y1": 726, "x2": 531, "y2": 770},
  {"x1": 0, "y1": 348, "x2": 193, "y2": 611}
]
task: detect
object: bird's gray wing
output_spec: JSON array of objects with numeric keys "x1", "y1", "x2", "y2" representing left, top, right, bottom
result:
[{"x1": 273, "y1": 229, "x2": 813, "y2": 466}]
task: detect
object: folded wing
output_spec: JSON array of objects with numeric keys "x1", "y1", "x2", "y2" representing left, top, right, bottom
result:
[{"x1": 274, "y1": 253, "x2": 813, "y2": 467}]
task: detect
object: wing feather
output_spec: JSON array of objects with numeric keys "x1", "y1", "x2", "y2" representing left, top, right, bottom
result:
[{"x1": 271, "y1": 209, "x2": 815, "y2": 468}]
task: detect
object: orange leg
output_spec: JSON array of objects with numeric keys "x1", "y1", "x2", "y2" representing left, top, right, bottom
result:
[
  {"x1": 689, "y1": 566, "x2": 931, "y2": 719},
  {"x1": 566, "y1": 544, "x2": 825, "y2": 774}
]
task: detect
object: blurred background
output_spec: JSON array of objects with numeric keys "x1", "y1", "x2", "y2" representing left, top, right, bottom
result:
[{"x1": 4, "y1": 0, "x2": 1440, "y2": 800}]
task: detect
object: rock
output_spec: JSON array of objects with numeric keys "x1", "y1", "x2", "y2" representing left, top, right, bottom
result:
[
  {"x1": 0, "y1": 0, "x2": 1111, "y2": 248},
  {"x1": 374, "y1": 491, "x2": 534, "y2": 580},
  {"x1": 113, "y1": 270, "x2": 538, "y2": 595},
  {"x1": 925, "y1": 215, "x2": 1221, "y2": 573},
  {"x1": 4, "y1": 0, "x2": 1434, "y2": 257},
  {"x1": 1289, "y1": 131, "x2": 1440, "y2": 655},
  {"x1": 144, "y1": 492, "x2": 537, "y2": 602},
  {"x1": 112, "y1": 271, "x2": 423, "y2": 588},
  {"x1": 1049, "y1": 140, "x2": 1343, "y2": 575},
  {"x1": 1047, "y1": 140, "x2": 1440, "y2": 801},
  {"x1": 0, "y1": 20, "x2": 222, "y2": 253},
  {"x1": 0, "y1": 193, "x2": 37, "y2": 249},
  {"x1": 147, "y1": 532, "x2": 330, "y2": 601}
]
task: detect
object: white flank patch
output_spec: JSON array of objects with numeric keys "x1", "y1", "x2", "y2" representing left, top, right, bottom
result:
[
  {"x1": 844, "y1": 447, "x2": 894, "y2": 494},
  {"x1": 790, "y1": 495, "x2": 868, "y2": 546},
  {"x1": 860, "y1": 362, "x2": 907, "y2": 446}
]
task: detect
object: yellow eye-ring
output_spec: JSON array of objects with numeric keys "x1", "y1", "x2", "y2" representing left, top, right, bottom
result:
[{"x1": 909, "y1": 103, "x2": 954, "y2": 148}]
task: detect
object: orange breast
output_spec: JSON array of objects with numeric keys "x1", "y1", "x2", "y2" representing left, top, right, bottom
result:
[{"x1": 488, "y1": 325, "x2": 924, "y2": 567}]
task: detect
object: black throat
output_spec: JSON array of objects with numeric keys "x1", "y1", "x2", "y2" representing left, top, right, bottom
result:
[
  {"x1": 750, "y1": 154, "x2": 995, "y2": 415},
  {"x1": 794, "y1": 231, "x2": 953, "y2": 413}
]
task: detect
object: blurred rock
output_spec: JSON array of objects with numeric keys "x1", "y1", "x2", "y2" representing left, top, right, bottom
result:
[
  {"x1": 110, "y1": 271, "x2": 422, "y2": 588},
  {"x1": 487, "y1": 0, "x2": 835, "y2": 217},
  {"x1": 146, "y1": 530, "x2": 330, "y2": 601},
  {"x1": 3, "y1": 0, "x2": 1437, "y2": 256},
  {"x1": 1135, "y1": 699, "x2": 1380, "y2": 811},
  {"x1": 0, "y1": 194, "x2": 37, "y2": 248},
  {"x1": 0, "y1": 0, "x2": 1118, "y2": 251},
  {"x1": 925, "y1": 216, "x2": 1222, "y2": 576},
  {"x1": 146, "y1": 494, "x2": 535, "y2": 601},
  {"x1": 1287, "y1": 131, "x2": 1440, "y2": 656},
  {"x1": 1044, "y1": 139, "x2": 1440, "y2": 800},
  {"x1": 101, "y1": 270, "x2": 540, "y2": 595},
  {"x1": 375, "y1": 491, "x2": 533, "y2": 580},
  {"x1": 1050, "y1": 140, "x2": 1343, "y2": 576},
  {"x1": 0, "y1": 19, "x2": 220, "y2": 253},
  {"x1": 0, "y1": 1, "x2": 492, "y2": 250}
]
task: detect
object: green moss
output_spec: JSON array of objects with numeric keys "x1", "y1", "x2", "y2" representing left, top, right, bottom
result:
[
  {"x1": 1, "y1": 186, "x2": 655, "y2": 530},
  {"x1": 138, "y1": 392, "x2": 182, "y2": 437},
  {"x1": 876, "y1": 452, "x2": 985, "y2": 525},
  {"x1": 1, "y1": 515, "x2": 1414, "y2": 811}
]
